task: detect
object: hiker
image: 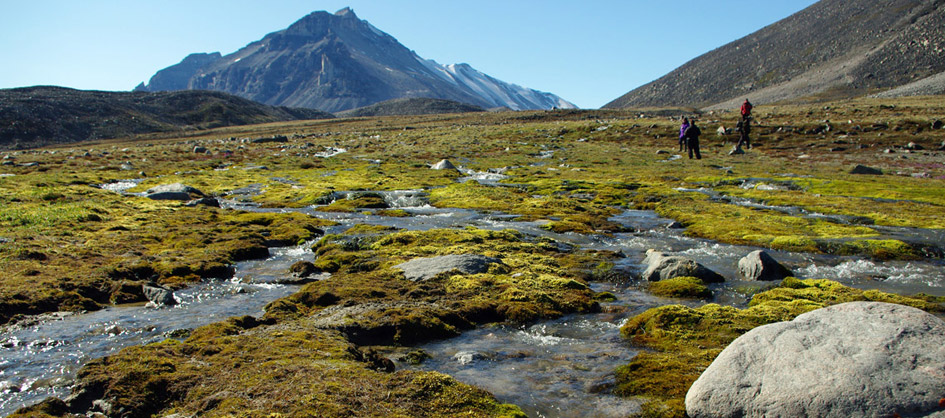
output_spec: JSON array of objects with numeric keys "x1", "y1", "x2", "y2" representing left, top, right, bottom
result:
[
  {"x1": 741, "y1": 99, "x2": 753, "y2": 119},
  {"x1": 736, "y1": 116, "x2": 751, "y2": 150},
  {"x1": 685, "y1": 119, "x2": 702, "y2": 159},
  {"x1": 679, "y1": 117, "x2": 690, "y2": 152}
]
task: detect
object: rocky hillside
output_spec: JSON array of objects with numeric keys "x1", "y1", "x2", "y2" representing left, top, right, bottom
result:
[
  {"x1": 0, "y1": 86, "x2": 333, "y2": 150},
  {"x1": 136, "y1": 8, "x2": 576, "y2": 113},
  {"x1": 336, "y1": 97, "x2": 484, "y2": 117},
  {"x1": 604, "y1": 0, "x2": 945, "y2": 110}
]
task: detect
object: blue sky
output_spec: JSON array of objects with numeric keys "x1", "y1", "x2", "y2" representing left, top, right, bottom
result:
[{"x1": 0, "y1": 0, "x2": 819, "y2": 109}]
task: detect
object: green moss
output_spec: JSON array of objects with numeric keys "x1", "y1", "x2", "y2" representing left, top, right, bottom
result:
[
  {"x1": 53, "y1": 320, "x2": 523, "y2": 417},
  {"x1": 648, "y1": 276, "x2": 711, "y2": 299},
  {"x1": 616, "y1": 278, "x2": 944, "y2": 417}
]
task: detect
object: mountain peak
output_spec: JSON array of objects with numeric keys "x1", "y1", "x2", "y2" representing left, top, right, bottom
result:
[
  {"x1": 136, "y1": 9, "x2": 576, "y2": 112},
  {"x1": 335, "y1": 7, "x2": 356, "y2": 18}
]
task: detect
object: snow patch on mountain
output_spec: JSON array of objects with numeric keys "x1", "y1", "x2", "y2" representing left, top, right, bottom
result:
[{"x1": 417, "y1": 56, "x2": 576, "y2": 110}]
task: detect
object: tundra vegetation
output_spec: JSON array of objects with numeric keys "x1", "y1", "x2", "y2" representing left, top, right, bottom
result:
[{"x1": 2, "y1": 96, "x2": 944, "y2": 416}]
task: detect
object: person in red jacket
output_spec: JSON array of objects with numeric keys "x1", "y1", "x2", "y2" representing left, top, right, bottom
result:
[{"x1": 740, "y1": 99, "x2": 753, "y2": 119}]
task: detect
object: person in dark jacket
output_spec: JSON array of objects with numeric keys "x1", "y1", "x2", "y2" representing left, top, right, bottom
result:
[
  {"x1": 679, "y1": 117, "x2": 690, "y2": 152},
  {"x1": 736, "y1": 116, "x2": 751, "y2": 150},
  {"x1": 685, "y1": 119, "x2": 702, "y2": 159}
]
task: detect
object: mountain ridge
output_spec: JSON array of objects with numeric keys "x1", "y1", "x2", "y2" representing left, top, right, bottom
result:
[
  {"x1": 136, "y1": 8, "x2": 576, "y2": 113},
  {"x1": 604, "y1": 0, "x2": 945, "y2": 110},
  {"x1": 0, "y1": 86, "x2": 333, "y2": 150}
]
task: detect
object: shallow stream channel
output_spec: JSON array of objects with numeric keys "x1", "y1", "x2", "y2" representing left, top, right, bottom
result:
[{"x1": 2, "y1": 180, "x2": 944, "y2": 416}]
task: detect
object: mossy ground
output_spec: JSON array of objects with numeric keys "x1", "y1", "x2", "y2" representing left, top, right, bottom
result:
[
  {"x1": 648, "y1": 276, "x2": 712, "y2": 299},
  {"x1": 616, "y1": 278, "x2": 945, "y2": 417},
  {"x1": 2, "y1": 97, "x2": 945, "y2": 415},
  {"x1": 12, "y1": 316, "x2": 526, "y2": 418}
]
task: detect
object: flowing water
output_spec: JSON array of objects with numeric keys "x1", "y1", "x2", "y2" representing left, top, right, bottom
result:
[{"x1": 2, "y1": 183, "x2": 944, "y2": 416}]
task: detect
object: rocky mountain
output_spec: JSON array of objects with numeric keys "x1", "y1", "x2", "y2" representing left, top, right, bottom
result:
[
  {"x1": 136, "y1": 8, "x2": 576, "y2": 113},
  {"x1": 604, "y1": 0, "x2": 945, "y2": 110},
  {"x1": 336, "y1": 97, "x2": 484, "y2": 118},
  {"x1": 0, "y1": 86, "x2": 333, "y2": 150}
]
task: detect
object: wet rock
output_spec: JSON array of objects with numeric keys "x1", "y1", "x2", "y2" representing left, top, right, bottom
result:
[
  {"x1": 737, "y1": 250, "x2": 793, "y2": 281},
  {"x1": 145, "y1": 183, "x2": 205, "y2": 201},
  {"x1": 142, "y1": 284, "x2": 177, "y2": 306},
  {"x1": 289, "y1": 260, "x2": 319, "y2": 277},
  {"x1": 641, "y1": 250, "x2": 725, "y2": 283},
  {"x1": 431, "y1": 159, "x2": 458, "y2": 171},
  {"x1": 454, "y1": 351, "x2": 487, "y2": 365},
  {"x1": 394, "y1": 254, "x2": 503, "y2": 282},
  {"x1": 850, "y1": 164, "x2": 882, "y2": 175},
  {"x1": 184, "y1": 197, "x2": 221, "y2": 207},
  {"x1": 686, "y1": 302, "x2": 945, "y2": 418}
]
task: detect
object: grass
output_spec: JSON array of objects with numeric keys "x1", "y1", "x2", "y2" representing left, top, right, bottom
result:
[{"x1": 2, "y1": 96, "x2": 945, "y2": 416}]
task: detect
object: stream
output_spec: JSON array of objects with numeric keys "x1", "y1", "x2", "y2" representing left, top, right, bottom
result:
[{"x1": 2, "y1": 178, "x2": 944, "y2": 416}]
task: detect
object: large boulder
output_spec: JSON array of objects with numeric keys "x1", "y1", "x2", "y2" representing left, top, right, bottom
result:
[
  {"x1": 145, "y1": 183, "x2": 205, "y2": 201},
  {"x1": 686, "y1": 302, "x2": 945, "y2": 418},
  {"x1": 394, "y1": 254, "x2": 502, "y2": 281},
  {"x1": 737, "y1": 250, "x2": 793, "y2": 281},
  {"x1": 431, "y1": 159, "x2": 458, "y2": 171},
  {"x1": 142, "y1": 284, "x2": 177, "y2": 306},
  {"x1": 641, "y1": 250, "x2": 725, "y2": 283}
]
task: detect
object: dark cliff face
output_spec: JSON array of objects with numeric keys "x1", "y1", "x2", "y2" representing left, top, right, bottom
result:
[{"x1": 604, "y1": 0, "x2": 945, "y2": 109}]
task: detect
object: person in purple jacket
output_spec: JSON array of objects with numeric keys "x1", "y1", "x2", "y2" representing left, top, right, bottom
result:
[{"x1": 679, "y1": 117, "x2": 690, "y2": 152}]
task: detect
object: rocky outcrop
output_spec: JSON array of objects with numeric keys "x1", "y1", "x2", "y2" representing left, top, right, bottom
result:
[
  {"x1": 641, "y1": 250, "x2": 725, "y2": 283},
  {"x1": 394, "y1": 254, "x2": 502, "y2": 281},
  {"x1": 686, "y1": 302, "x2": 945, "y2": 418},
  {"x1": 737, "y1": 250, "x2": 793, "y2": 281}
]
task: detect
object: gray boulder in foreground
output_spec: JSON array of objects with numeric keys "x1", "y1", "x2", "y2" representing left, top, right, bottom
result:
[
  {"x1": 394, "y1": 254, "x2": 502, "y2": 281},
  {"x1": 142, "y1": 284, "x2": 177, "y2": 306},
  {"x1": 686, "y1": 302, "x2": 945, "y2": 418},
  {"x1": 641, "y1": 250, "x2": 725, "y2": 283},
  {"x1": 737, "y1": 250, "x2": 793, "y2": 281}
]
